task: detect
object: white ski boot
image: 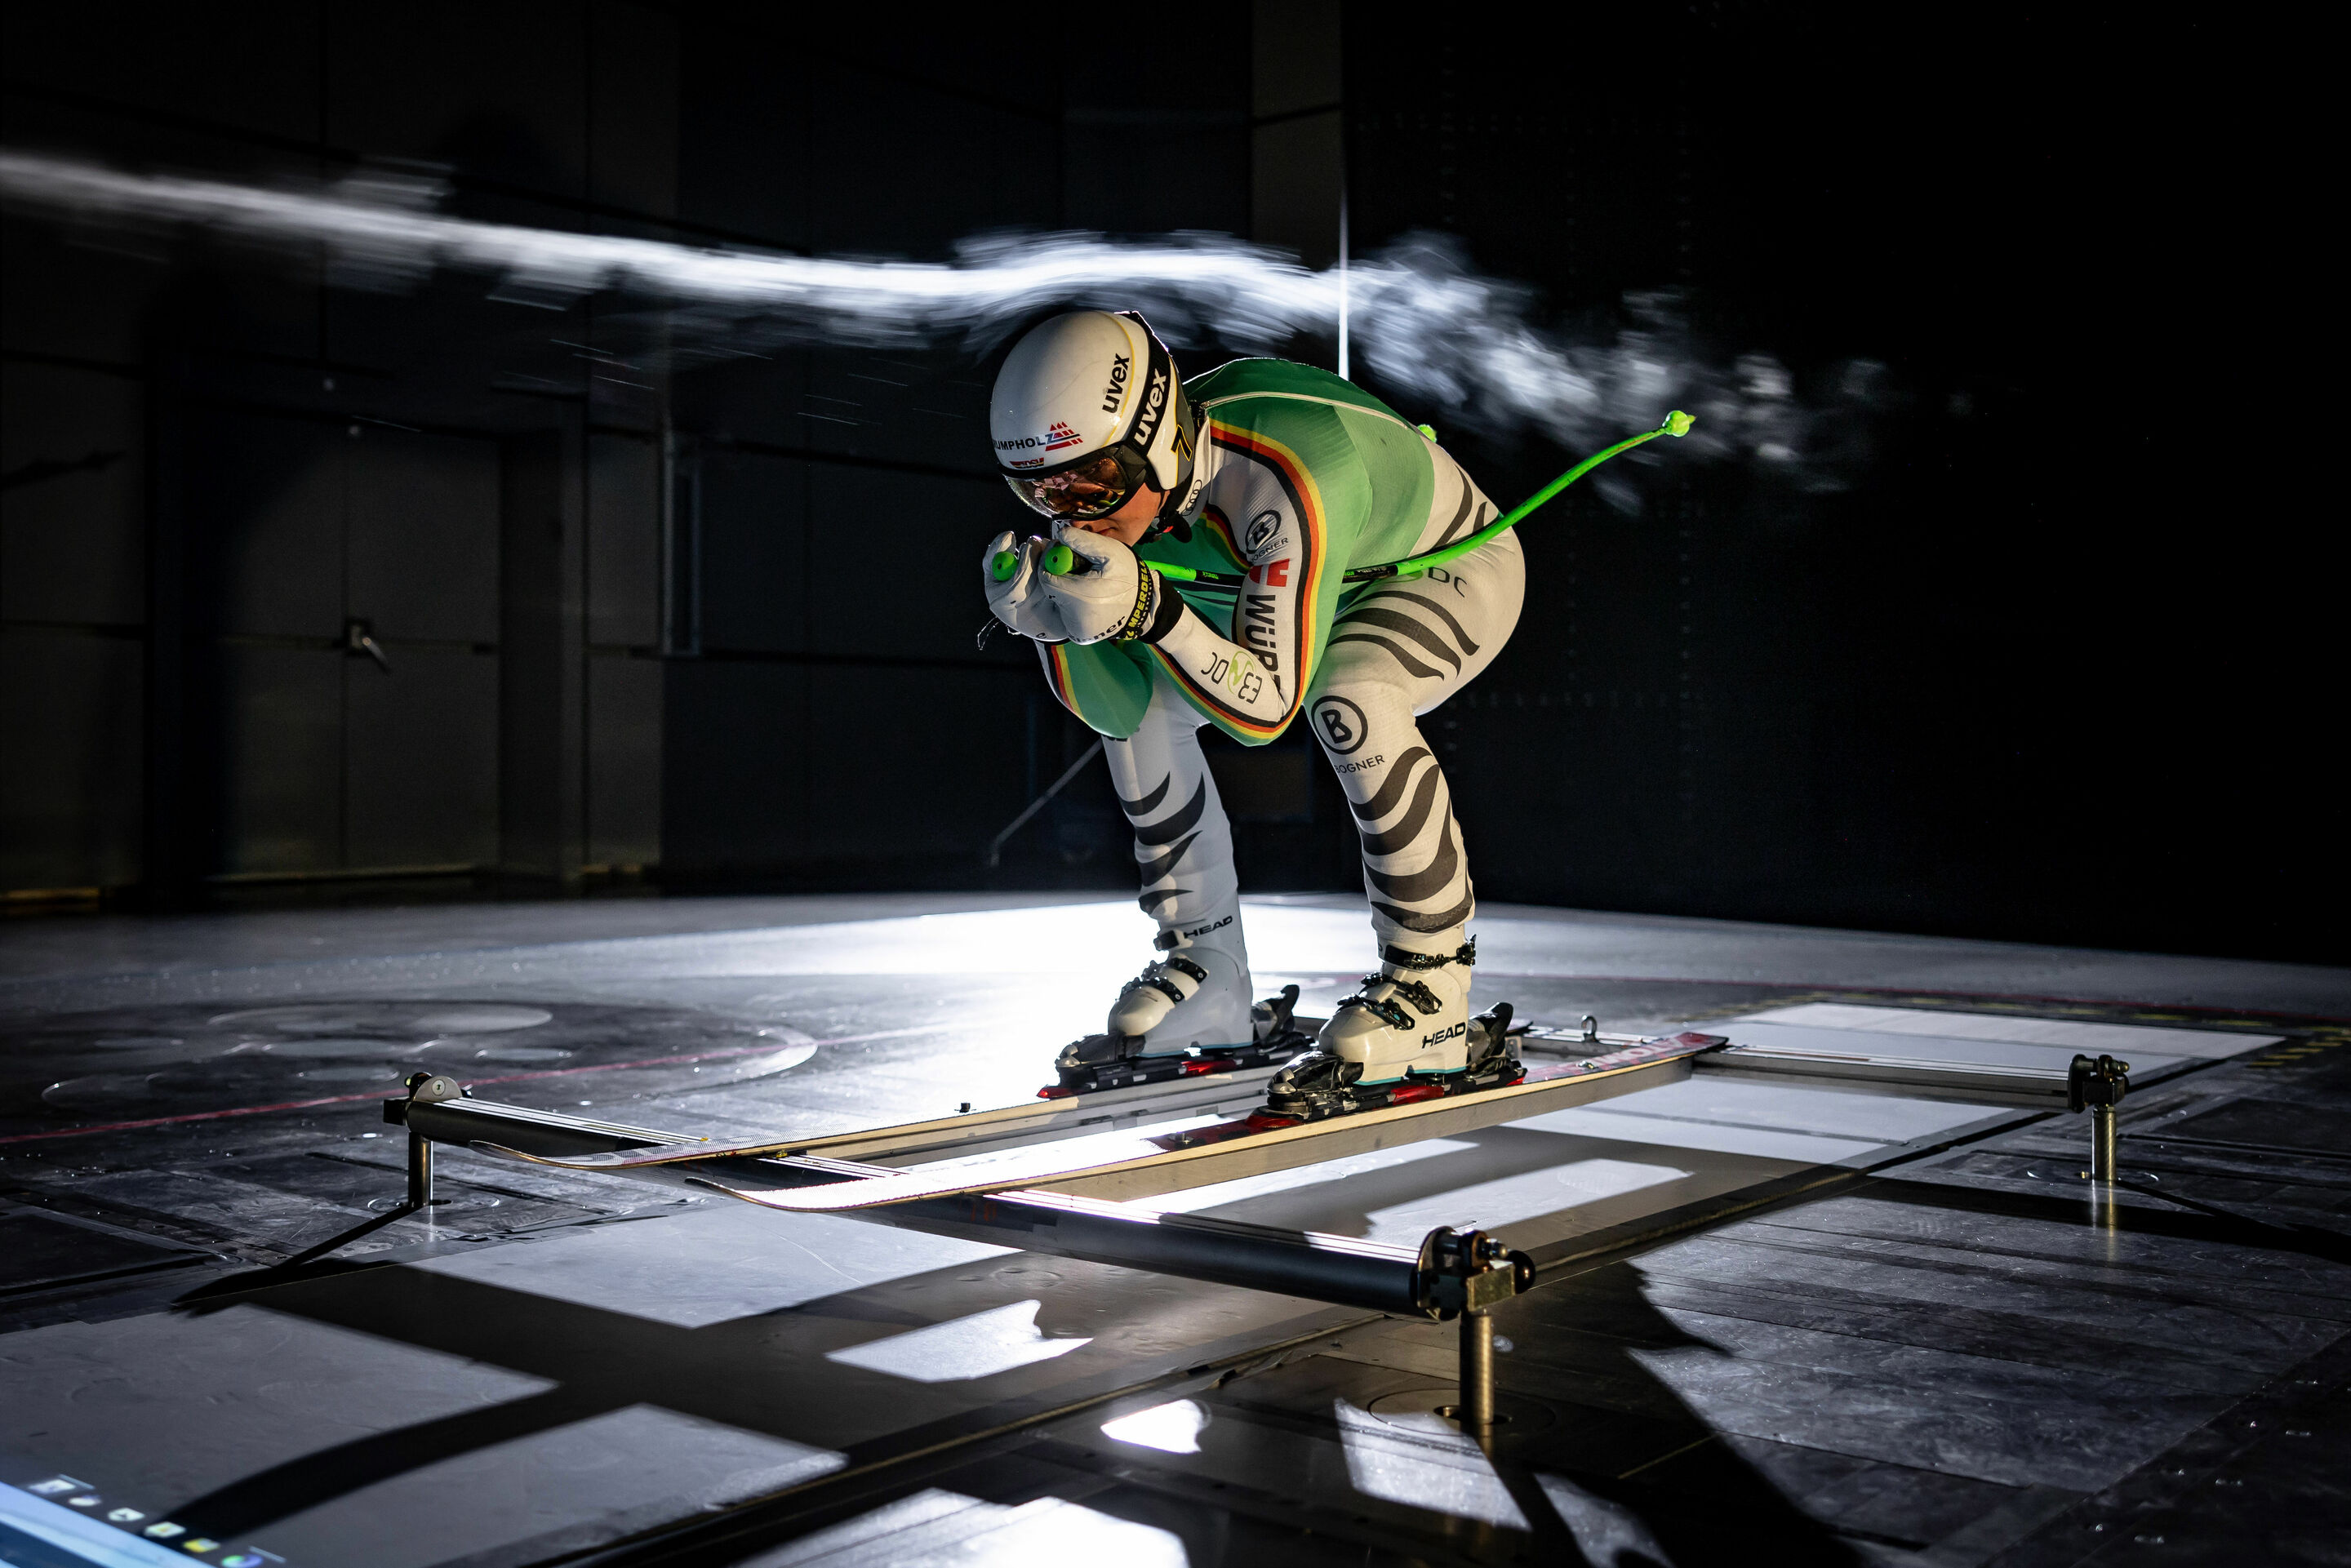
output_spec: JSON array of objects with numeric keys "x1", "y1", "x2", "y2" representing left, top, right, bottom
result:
[
  {"x1": 1262, "y1": 940, "x2": 1522, "y2": 1121},
  {"x1": 1322, "y1": 943, "x2": 1474, "y2": 1082},
  {"x1": 1051, "y1": 917, "x2": 1292, "y2": 1095},
  {"x1": 1104, "y1": 922, "x2": 1254, "y2": 1051}
]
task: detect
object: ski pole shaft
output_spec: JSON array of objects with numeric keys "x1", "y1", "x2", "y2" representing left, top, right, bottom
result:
[
  {"x1": 1006, "y1": 411, "x2": 1692, "y2": 590},
  {"x1": 1351, "y1": 409, "x2": 1693, "y2": 582}
]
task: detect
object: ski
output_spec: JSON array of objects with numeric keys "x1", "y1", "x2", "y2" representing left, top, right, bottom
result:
[
  {"x1": 473, "y1": 1056, "x2": 1281, "y2": 1175},
  {"x1": 660, "y1": 1030, "x2": 1726, "y2": 1214}
]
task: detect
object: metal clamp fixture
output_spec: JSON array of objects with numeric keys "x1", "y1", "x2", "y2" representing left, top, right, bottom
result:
[
  {"x1": 386, "y1": 1071, "x2": 467, "y2": 1208},
  {"x1": 1415, "y1": 1226, "x2": 1535, "y2": 1435},
  {"x1": 2067, "y1": 1052, "x2": 2131, "y2": 1184}
]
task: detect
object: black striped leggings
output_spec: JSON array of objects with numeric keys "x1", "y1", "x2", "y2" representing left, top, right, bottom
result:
[{"x1": 1103, "y1": 528, "x2": 1526, "y2": 957}]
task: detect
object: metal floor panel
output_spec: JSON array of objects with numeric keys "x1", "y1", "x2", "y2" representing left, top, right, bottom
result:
[
  {"x1": 1731, "y1": 1002, "x2": 2284, "y2": 1057},
  {"x1": 1, "y1": 894, "x2": 2345, "y2": 1567}
]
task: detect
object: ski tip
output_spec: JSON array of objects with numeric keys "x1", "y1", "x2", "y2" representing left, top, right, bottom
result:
[{"x1": 682, "y1": 1175, "x2": 763, "y2": 1202}]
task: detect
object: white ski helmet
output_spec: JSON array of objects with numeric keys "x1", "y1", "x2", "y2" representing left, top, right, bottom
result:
[{"x1": 991, "y1": 309, "x2": 1200, "y2": 529}]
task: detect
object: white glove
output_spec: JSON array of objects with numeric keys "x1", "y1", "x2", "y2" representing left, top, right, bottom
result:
[
  {"x1": 1042, "y1": 524, "x2": 1165, "y2": 645},
  {"x1": 981, "y1": 531, "x2": 1067, "y2": 642}
]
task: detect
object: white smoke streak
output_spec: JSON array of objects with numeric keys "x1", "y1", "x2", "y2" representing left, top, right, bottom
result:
[{"x1": 0, "y1": 147, "x2": 1875, "y2": 482}]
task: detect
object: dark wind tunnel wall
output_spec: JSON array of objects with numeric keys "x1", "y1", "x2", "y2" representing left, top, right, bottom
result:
[
  {"x1": 1335, "y1": 6, "x2": 2335, "y2": 964},
  {"x1": 2, "y1": 1, "x2": 682, "y2": 897},
  {"x1": 0, "y1": 1, "x2": 1295, "y2": 902},
  {"x1": 2, "y1": 2, "x2": 2332, "y2": 963},
  {"x1": 656, "y1": 9, "x2": 1265, "y2": 883}
]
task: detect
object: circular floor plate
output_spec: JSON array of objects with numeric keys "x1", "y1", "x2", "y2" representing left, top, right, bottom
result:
[
  {"x1": 296, "y1": 1064, "x2": 410, "y2": 1084},
  {"x1": 207, "y1": 1003, "x2": 553, "y2": 1035},
  {"x1": 452, "y1": 1045, "x2": 576, "y2": 1064},
  {"x1": 258, "y1": 1038, "x2": 432, "y2": 1059},
  {"x1": 1365, "y1": 1387, "x2": 1556, "y2": 1436},
  {"x1": 18, "y1": 1002, "x2": 815, "y2": 1117}
]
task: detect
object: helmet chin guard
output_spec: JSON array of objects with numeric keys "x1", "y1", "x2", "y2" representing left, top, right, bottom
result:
[{"x1": 992, "y1": 310, "x2": 1196, "y2": 523}]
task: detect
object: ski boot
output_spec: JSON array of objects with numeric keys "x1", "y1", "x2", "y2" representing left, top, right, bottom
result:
[
  {"x1": 1257, "y1": 941, "x2": 1524, "y2": 1124},
  {"x1": 1046, "y1": 926, "x2": 1312, "y2": 1096}
]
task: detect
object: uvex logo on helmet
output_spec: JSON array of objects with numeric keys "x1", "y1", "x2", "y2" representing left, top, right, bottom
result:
[
  {"x1": 1126, "y1": 362, "x2": 1171, "y2": 454},
  {"x1": 1100, "y1": 353, "x2": 1131, "y2": 414}
]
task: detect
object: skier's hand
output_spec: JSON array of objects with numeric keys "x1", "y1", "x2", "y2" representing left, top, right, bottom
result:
[
  {"x1": 1042, "y1": 524, "x2": 1167, "y2": 645},
  {"x1": 981, "y1": 531, "x2": 1067, "y2": 642}
]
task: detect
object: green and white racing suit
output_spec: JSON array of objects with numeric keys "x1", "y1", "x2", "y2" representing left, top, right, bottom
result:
[{"x1": 1038, "y1": 358, "x2": 1526, "y2": 979}]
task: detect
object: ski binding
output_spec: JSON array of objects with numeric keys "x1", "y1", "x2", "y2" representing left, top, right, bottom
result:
[
  {"x1": 1250, "y1": 1001, "x2": 1527, "y2": 1127},
  {"x1": 1044, "y1": 984, "x2": 1317, "y2": 1098}
]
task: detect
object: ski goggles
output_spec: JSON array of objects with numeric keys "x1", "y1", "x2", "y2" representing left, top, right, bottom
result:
[{"x1": 1003, "y1": 446, "x2": 1155, "y2": 522}]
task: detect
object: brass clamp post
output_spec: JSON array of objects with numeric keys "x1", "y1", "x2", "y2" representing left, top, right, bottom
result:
[
  {"x1": 2067, "y1": 1053, "x2": 2131, "y2": 1185},
  {"x1": 1415, "y1": 1225, "x2": 1535, "y2": 1437}
]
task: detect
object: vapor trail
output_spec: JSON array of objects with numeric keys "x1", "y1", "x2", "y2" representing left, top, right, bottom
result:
[{"x1": 0, "y1": 147, "x2": 1873, "y2": 483}]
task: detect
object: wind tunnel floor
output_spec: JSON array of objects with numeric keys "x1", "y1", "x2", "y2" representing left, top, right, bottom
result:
[{"x1": 1, "y1": 894, "x2": 2345, "y2": 1567}]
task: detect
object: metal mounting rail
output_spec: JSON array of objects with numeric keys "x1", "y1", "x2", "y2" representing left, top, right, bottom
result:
[
  {"x1": 382, "y1": 1077, "x2": 1534, "y2": 1428},
  {"x1": 381, "y1": 1037, "x2": 1708, "y2": 1432},
  {"x1": 1697, "y1": 1043, "x2": 2078, "y2": 1103},
  {"x1": 371, "y1": 1022, "x2": 2145, "y2": 1436}
]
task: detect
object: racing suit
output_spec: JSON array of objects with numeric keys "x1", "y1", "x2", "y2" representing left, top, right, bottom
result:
[{"x1": 1040, "y1": 358, "x2": 1525, "y2": 970}]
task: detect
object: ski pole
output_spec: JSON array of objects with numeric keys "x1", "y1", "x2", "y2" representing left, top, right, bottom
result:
[
  {"x1": 998, "y1": 410, "x2": 1694, "y2": 588},
  {"x1": 1349, "y1": 407, "x2": 1694, "y2": 583}
]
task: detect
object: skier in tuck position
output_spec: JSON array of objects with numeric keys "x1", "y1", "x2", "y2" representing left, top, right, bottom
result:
[{"x1": 982, "y1": 309, "x2": 1525, "y2": 1116}]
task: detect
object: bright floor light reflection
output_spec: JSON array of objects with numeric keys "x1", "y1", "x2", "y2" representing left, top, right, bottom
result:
[
  {"x1": 747, "y1": 1486, "x2": 1188, "y2": 1566},
  {"x1": 823, "y1": 1299, "x2": 1088, "y2": 1383},
  {"x1": 1536, "y1": 1472, "x2": 1677, "y2": 1563},
  {"x1": 1333, "y1": 1399, "x2": 1527, "y2": 1530},
  {"x1": 1359, "y1": 1157, "x2": 1689, "y2": 1246},
  {"x1": 1100, "y1": 1398, "x2": 1210, "y2": 1455}
]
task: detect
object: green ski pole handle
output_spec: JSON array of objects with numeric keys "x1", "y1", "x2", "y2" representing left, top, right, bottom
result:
[
  {"x1": 1042, "y1": 543, "x2": 1100, "y2": 576},
  {"x1": 988, "y1": 542, "x2": 1100, "y2": 582},
  {"x1": 991, "y1": 543, "x2": 1100, "y2": 579}
]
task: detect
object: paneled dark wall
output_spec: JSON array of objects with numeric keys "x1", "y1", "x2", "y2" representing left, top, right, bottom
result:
[
  {"x1": 654, "y1": 8, "x2": 1272, "y2": 886},
  {"x1": 0, "y1": 1, "x2": 1283, "y2": 903},
  {"x1": 3, "y1": 1, "x2": 678, "y2": 897},
  {"x1": 1340, "y1": 4, "x2": 2330, "y2": 961},
  {"x1": 2, "y1": 2, "x2": 2327, "y2": 962}
]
